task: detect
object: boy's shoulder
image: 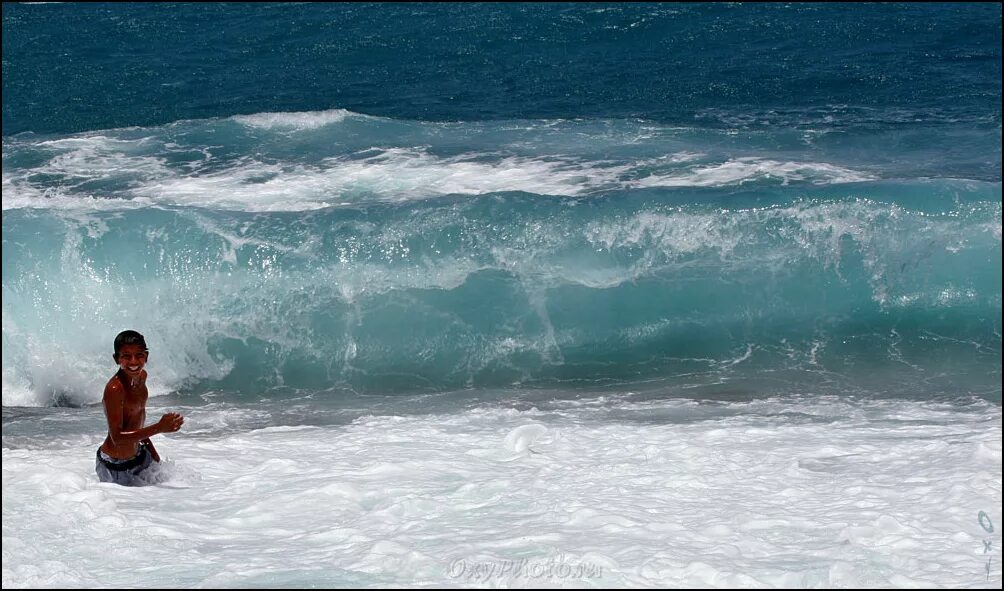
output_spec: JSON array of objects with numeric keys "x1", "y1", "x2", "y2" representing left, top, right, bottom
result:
[
  {"x1": 104, "y1": 371, "x2": 149, "y2": 396},
  {"x1": 104, "y1": 373, "x2": 126, "y2": 395}
]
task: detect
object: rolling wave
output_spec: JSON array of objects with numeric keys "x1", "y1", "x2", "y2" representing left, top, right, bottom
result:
[{"x1": 3, "y1": 182, "x2": 999, "y2": 405}]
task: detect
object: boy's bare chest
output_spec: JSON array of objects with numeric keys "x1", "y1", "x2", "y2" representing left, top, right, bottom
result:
[{"x1": 121, "y1": 388, "x2": 149, "y2": 426}]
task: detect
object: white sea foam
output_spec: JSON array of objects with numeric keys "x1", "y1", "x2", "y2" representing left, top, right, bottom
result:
[
  {"x1": 0, "y1": 375, "x2": 36, "y2": 408},
  {"x1": 990, "y1": 206, "x2": 1003, "y2": 242},
  {"x1": 128, "y1": 152, "x2": 874, "y2": 212},
  {"x1": 633, "y1": 157, "x2": 876, "y2": 187},
  {"x1": 586, "y1": 210, "x2": 742, "y2": 258},
  {"x1": 4, "y1": 131, "x2": 877, "y2": 212},
  {"x1": 2, "y1": 397, "x2": 1000, "y2": 588},
  {"x1": 123, "y1": 151, "x2": 622, "y2": 211},
  {"x1": 231, "y1": 109, "x2": 359, "y2": 130}
]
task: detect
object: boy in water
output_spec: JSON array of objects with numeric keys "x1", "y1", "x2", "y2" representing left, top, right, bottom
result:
[{"x1": 96, "y1": 330, "x2": 184, "y2": 486}]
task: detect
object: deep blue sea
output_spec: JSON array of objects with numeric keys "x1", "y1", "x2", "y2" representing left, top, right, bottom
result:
[{"x1": 2, "y1": 4, "x2": 1001, "y2": 588}]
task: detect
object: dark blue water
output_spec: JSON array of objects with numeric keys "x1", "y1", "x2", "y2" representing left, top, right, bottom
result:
[
  {"x1": 2, "y1": 3, "x2": 1000, "y2": 407},
  {"x1": 3, "y1": 3, "x2": 1000, "y2": 135}
]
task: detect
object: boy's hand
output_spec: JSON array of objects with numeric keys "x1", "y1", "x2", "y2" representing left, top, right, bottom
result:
[{"x1": 157, "y1": 413, "x2": 184, "y2": 433}]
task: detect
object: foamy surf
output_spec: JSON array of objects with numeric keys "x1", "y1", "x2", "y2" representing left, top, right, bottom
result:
[
  {"x1": 0, "y1": 112, "x2": 934, "y2": 213},
  {"x1": 2, "y1": 397, "x2": 1000, "y2": 588}
]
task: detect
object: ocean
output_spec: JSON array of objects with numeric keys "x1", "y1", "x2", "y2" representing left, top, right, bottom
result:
[{"x1": 2, "y1": 2, "x2": 1001, "y2": 588}]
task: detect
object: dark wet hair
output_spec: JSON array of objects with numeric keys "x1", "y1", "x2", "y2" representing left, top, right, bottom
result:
[{"x1": 113, "y1": 330, "x2": 148, "y2": 358}]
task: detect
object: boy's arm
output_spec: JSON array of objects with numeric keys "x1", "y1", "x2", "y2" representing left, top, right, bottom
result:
[{"x1": 103, "y1": 381, "x2": 177, "y2": 445}]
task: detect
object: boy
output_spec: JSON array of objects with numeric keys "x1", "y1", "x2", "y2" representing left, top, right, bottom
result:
[{"x1": 95, "y1": 330, "x2": 184, "y2": 486}]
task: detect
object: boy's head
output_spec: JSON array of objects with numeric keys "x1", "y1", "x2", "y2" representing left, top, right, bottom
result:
[{"x1": 113, "y1": 330, "x2": 148, "y2": 362}]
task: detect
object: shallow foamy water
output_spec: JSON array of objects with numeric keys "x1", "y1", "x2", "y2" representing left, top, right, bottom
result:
[{"x1": 3, "y1": 396, "x2": 1001, "y2": 588}]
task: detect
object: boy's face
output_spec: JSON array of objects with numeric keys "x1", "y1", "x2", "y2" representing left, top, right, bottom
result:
[{"x1": 114, "y1": 343, "x2": 148, "y2": 378}]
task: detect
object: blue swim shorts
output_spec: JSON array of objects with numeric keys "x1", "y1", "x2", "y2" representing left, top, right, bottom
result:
[{"x1": 95, "y1": 442, "x2": 155, "y2": 486}]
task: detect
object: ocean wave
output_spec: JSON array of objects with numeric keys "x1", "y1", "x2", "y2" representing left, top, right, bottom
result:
[
  {"x1": 4, "y1": 111, "x2": 997, "y2": 212},
  {"x1": 3, "y1": 148, "x2": 876, "y2": 213},
  {"x1": 231, "y1": 108, "x2": 360, "y2": 130},
  {"x1": 3, "y1": 191, "x2": 999, "y2": 405}
]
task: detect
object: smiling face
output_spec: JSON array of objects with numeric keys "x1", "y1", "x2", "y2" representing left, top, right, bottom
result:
[{"x1": 114, "y1": 343, "x2": 148, "y2": 379}]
